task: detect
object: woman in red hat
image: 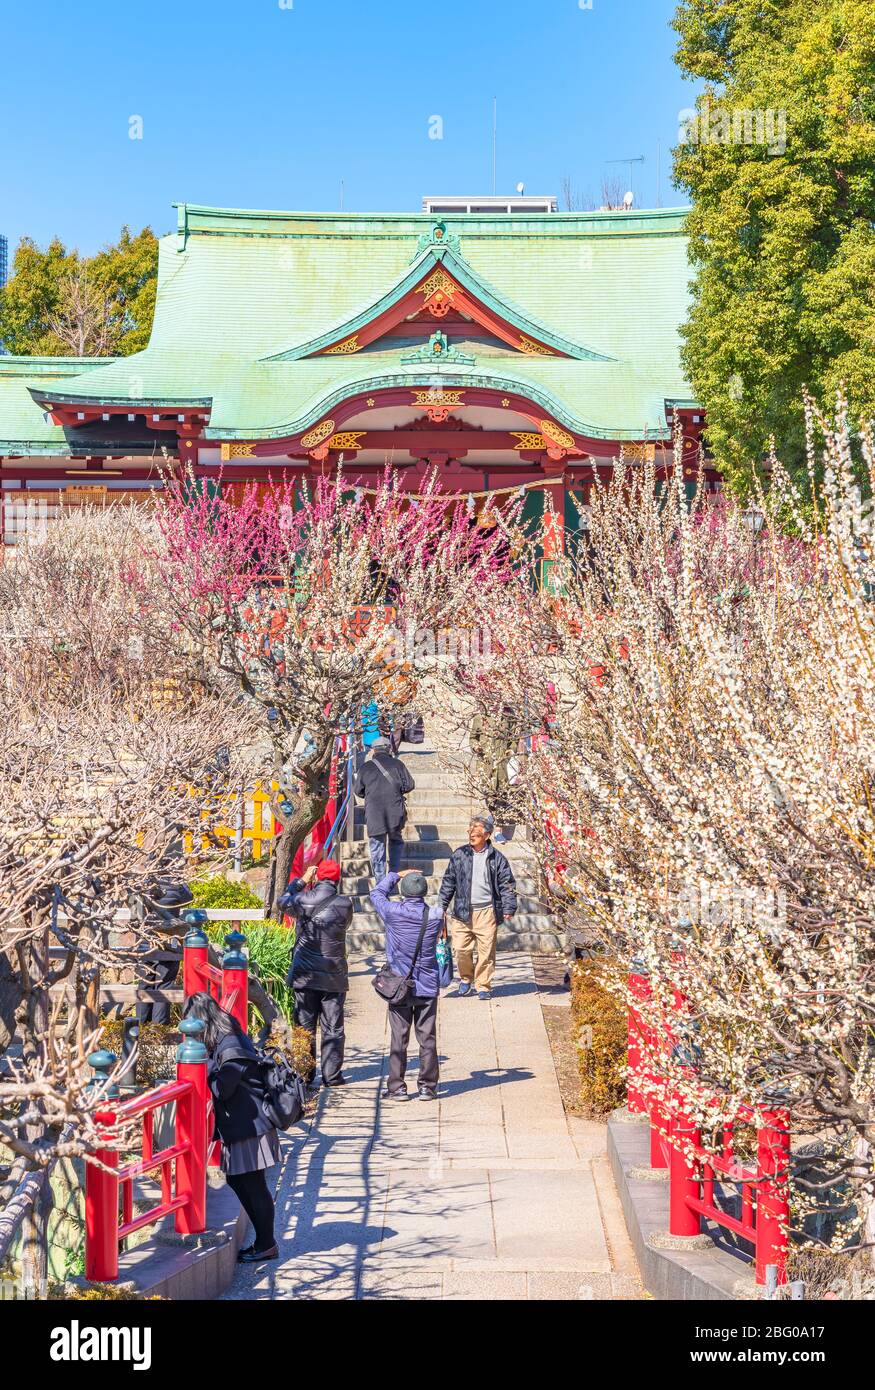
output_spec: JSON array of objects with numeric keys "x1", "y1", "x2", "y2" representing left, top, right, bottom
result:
[{"x1": 279, "y1": 859, "x2": 354, "y2": 1088}]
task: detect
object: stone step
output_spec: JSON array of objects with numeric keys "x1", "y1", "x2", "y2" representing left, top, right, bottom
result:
[
  {"x1": 339, "y1": 850, "x2": 536, "y2": 872},
  {"x1": 341, "y1": 834, "x2": 534, "y2": 856},
  {"x1": 348, "y1": 921, "x2": 566, "y2": 954},
  {"x1": 341, "y1": 872, "x2": 540, "y2": 895},
  {"x1": 401, "y1": 788, "x2": 481, "y2": 809},
  {"x1": 350, "y1": 902, "x2": 555, "y2": 928},
  {"x1": 404, "y1": 822, "x2": 512, "y2": 841}
]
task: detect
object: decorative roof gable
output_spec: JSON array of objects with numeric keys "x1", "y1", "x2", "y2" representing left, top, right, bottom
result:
[{"x1": 264, "y1": 224, "x2": 613, "y2": 364}]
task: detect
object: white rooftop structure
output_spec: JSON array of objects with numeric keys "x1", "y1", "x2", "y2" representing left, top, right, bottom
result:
[{"x1": 421, "y1": 194, "x2": 557, "y2": 215}]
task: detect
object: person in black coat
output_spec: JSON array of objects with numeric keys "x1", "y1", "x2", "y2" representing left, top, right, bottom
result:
[
  {"x1": 353, "y1": 737, "x2": 415, "y2": 879},
  {"x1": 279, "y1": 859, "x2": 353, "y2": 1088},
  {"x1": 182, "y1": 992, "x2": 279, "y2": 1264},
  {"x1": 135, "y1": 879, "x2": 193, "y2": 1025}
]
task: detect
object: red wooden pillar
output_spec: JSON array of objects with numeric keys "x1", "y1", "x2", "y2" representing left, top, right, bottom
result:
[
  {"x1": 756, "y1": 1109, "x2": 790, "y2": 1285},
  {"x1": 175, "y1": 1019, "x2": 209, "y2": 1235},
  {"x1": 183, "y1": 914, "x2": 212, "y2": 1001},
  {"x1": 221, "y1": 928, "x2": 249, "y2": 1032},
  {"x1": 669, "y1": 1096, "x2": 702, "y2": 1238},
  {"x1": 84, "y1": 1050, "x2": 120, "y2": 1282},
  {"x1": 541, "y1": 478, "x2": 566, "y2": 591},
  {"x1": 627, "y1": 968, "x2": 650, "y2": 1116}
]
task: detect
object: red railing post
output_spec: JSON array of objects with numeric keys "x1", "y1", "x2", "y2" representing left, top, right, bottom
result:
[
  {"x1": 221, "y1": 928, "x2": 249, "y2": 1032},
  {"x1": 174, "y1": 1018, "x2": 209, "y2": 1235},
  {"x1": 84, "y1": 1049, "x2": 120, "y2": 1282},
  {"x1": 756, "y1": 1108, "x2": 790, "y2": 1286},
  {"x1": 183, "y1": 913, "x2": 211, "y2": 1002},
  {"x1": 669, "y1": 1094, "x2": 702, "y2": 1238},
  {"x1": 627, "y1": 965, "x2": 649, "y2": 1116},
  {"x1": 650, "y1": 1091, "x2": 669, "y2": 1169}
]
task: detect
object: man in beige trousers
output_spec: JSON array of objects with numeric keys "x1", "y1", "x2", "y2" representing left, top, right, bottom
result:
[{"x1": 438, "y1": 814, "x2": 517, "y2": 1001}]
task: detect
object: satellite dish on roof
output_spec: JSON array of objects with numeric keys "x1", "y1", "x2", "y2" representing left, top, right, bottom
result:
[
  {"x1": 623, "y1": 190, "x2": 634, "y2": 209},
  {"x1": 516, "y1": 181, "x2": 525, "y2": 194}
]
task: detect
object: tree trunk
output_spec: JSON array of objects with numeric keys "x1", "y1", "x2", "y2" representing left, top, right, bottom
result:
[
  {"x1": 19, "y1": 1169, "x2": 50, "y2": 1299},
  {"x1": 0, "y1": 950, "x2": 24, "y2": 1054},
  {"x1": 265, "y1": 787, "x2": 329, "y2": 919}
]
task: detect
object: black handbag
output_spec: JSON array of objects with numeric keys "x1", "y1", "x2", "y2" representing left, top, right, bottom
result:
[{"x1": 372, "y1": 904, "x2": 429, "y2": 1006}]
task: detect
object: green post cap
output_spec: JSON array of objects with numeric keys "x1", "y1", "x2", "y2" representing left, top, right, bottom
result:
[
  {"x1": 183, "y1": 909, "x2": 209, "y2": 949},
  {"x1": 87, "y1": 1049, "x2": 120, "y2": 1098},
  {"x1": 222, "y1": 928, "x2": 248, "y2": 969},
  {"x1": 177, "y1": 1017, "x2": 209, "y2": 1064}
]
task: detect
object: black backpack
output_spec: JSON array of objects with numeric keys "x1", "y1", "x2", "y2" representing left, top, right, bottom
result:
[
  {"x1": 220, "y1": 1041, "x2": 308, "y2": 1131},
  {"x1": 257, "y1": 1047, "x2": 308, "y2": 1130}
]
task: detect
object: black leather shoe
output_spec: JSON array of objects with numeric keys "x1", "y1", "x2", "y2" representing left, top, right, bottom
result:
[
  {"x1": 324, "y1": 1076, "x2": 347, "y2": 1087},
  {"x1": 236, "y1": 1244, "x2": 255, "y2": 1261},
  {"x1": 238, "y1": 1243, "x2": 279, "y2": 1264}
]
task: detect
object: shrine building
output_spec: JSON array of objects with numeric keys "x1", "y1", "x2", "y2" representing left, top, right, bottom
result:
[{"x1": 0, "y1": 197, "x2": 713, "y2": 549}]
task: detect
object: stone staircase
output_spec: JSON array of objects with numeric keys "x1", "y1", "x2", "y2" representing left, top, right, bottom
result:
[{"x1": 341, "y1": 739, "x2": 566, "y2": 954}]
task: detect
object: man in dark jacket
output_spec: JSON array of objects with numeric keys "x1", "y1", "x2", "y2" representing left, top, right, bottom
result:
[
  {"x1": 279, "y1": 859, "x2": 353, "y2": 1088},
  {"x1": 370, "y1": 870, "x2": 443, "y2": 1101},
  {"x1": 353, "y1": 736, "x2": 415, "y2": 880},
  {"x1": 439, "y1": 813, "x2": 517, "y2": 1000}
]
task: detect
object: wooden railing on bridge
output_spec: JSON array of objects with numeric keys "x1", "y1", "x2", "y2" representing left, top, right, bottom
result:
[{"x1": 83, "y1": 911, "x2": 252, "y2": 1282}]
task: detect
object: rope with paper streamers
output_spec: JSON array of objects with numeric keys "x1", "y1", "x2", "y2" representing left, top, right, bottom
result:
[{"x1": 349, "y1": 474, "x2": 568, "y2": 503}]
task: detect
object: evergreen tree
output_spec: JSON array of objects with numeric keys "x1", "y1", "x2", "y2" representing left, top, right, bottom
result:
[
  {"x1": 0, "y1": 226, "x2": 158, "y2": 357},
  {"x1": 673, "y1": 0, "x2": 875, "y2": 490}
]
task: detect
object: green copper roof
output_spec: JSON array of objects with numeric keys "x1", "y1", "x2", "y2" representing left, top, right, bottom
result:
[
  {"x1": 3, "y1": 204, "x2": 695, "y2": 451},
  {"x1": 0, "y1": 357, "x2": 116, "y2": 454}
]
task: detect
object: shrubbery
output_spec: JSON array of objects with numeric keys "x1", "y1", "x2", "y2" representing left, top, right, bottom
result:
[
  {"x1": 189, "y1": 876, "x2": 263, "y2": 909},
  {"x1": 570, "y1": 958, "x2": 627, "y2": 1115}
]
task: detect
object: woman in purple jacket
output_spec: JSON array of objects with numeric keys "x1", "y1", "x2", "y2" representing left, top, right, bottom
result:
[{"x1": 369, "y1": 871, "x2": 443, "y2": 1100}]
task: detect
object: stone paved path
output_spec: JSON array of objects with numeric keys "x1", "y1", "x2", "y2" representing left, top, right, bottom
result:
[{"x1": 223, "y1": 951, "x2": 641, "y2": 1300}]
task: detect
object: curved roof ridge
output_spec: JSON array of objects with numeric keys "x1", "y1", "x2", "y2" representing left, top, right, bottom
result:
[{"x1": 203, "y1": 364, "x2": 671, "y2": 446}]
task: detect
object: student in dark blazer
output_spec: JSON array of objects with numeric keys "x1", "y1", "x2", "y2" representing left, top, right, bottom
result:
[{"x1": 182, "y1": 992, "x2": 279, "y2": 1264}]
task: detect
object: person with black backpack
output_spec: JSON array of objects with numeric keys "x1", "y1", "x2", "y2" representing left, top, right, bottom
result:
[{"x1": 182, "y1": 992, "x2": 280, "y2": 1264}]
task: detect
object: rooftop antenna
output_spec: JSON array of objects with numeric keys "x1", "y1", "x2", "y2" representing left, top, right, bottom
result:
[
  {"x1": 340, "y1": 180, "x2": 344, "y2": 212},
  {"x1": 492, "y1": 98, "x2": 497, "y2": 195},
  {"x1": 656, "y1": 140, "x2": 662, "y2": 208},
  {"x1": 607, "y1": 155, "x2": 645, "y2": 204},
  {"x1": 516, "y1": 181, "x2": 525, "y2": 195}
]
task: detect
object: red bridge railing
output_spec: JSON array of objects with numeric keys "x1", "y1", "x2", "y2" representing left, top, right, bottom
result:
[
  {"x1": 84, "y1": 917, "x2": 251, "y2": 1282},
  {"x1": 85, "y1": 1019, "x2": 210, "y2": 1282},
  {"x1": 628, "y1": 966, "x2": 790, "y2": 1286}
]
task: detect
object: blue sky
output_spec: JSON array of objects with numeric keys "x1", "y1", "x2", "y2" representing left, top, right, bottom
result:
[{"x1": 0, "y1": 0, "x2": 698, "y2": 256}]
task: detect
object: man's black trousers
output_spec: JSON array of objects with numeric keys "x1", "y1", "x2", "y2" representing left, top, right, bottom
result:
[
  {"x1": 387, "y1": 994, "x2": 439, "y2": 1094},
  {"x1": 294, "y1": 988, "x2": 346, "y2": 1085}
]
